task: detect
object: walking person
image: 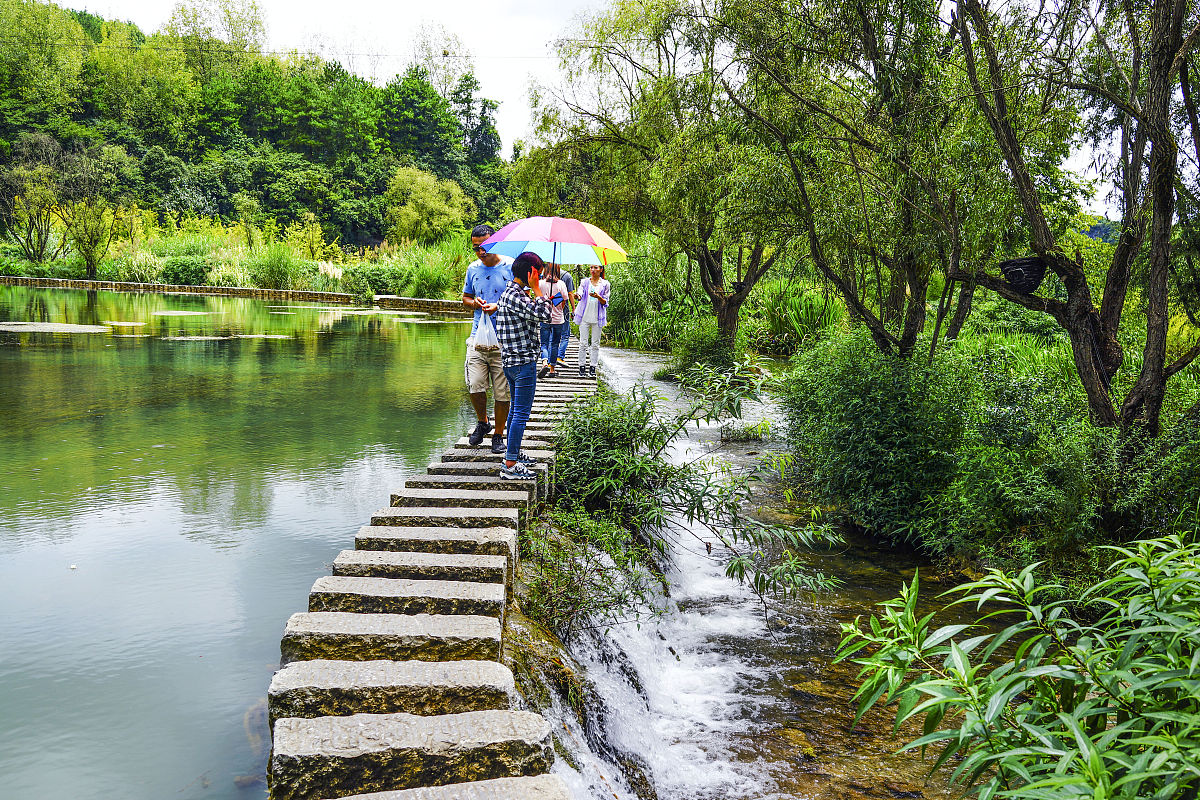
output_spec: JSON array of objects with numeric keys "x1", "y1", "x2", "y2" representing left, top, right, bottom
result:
[
  {"x1": 495, "y1": 252, "x2": 553, "y2": 480},
  {"x1": 556, "y1": 266, "x2": 575, "y2": 367},
  {"x1": 573, "y1": 264, "x2": 610, "y2": 378},
  {"x1": 538, "y1": 264, "x2": 569, "y2": 379},
  {"x1": 462, "y1": 224, "x2": 514, "y2": 454}
]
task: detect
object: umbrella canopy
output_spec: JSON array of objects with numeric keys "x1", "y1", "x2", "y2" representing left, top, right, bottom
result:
[{"x1": 481, "y1": 216, "x2": 628, "y2": 265}]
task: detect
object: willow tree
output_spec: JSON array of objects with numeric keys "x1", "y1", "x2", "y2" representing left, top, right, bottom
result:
[
  {"x1": 715, "y1": 0, "x2": 1074, "y2": 358},
  {"x1": 954, "y1": 0, "x2": 1200, "y2": 435},
  {"x1": 522, "y1": 0, "x2": 778, "y2": 349}
]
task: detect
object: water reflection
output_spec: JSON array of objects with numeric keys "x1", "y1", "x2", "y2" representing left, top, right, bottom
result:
[{"x1": 0, "y1": 287, "x2": 473, "y2": 799}]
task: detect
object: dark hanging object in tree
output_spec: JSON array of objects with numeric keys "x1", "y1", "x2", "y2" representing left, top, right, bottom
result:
[{"x1": 999, "y1": 256, "x2": 1047, "y2": 294}]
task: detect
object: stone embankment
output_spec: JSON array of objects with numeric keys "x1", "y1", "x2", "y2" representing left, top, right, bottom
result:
[
  {"x1": 0, "y1": 275, "x2": 466, "y2": 314},
  {"x1": 267, "y1": 345, "x2": 596, "y2": 800}
]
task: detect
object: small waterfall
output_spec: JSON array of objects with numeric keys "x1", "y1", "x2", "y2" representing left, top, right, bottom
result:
[{"x1": 539, "y1": 349, "x2": 787, "y2": 800}]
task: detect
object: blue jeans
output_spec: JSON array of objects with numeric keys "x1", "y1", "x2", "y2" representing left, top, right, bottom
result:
[
  {"x1": 502, "y1": 360, "x2": 537, "y2": 462},
  {"x1": 557, "y1": 318, "x2": 571, "y2": 363},
  {"x1": 539, "y1": 322, "x2": 562, "y2": 367}
]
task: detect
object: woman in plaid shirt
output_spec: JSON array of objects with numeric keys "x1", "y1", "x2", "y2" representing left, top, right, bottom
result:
[{"x1": 494, "y1": 251, "x2": 553, "y2": 480}]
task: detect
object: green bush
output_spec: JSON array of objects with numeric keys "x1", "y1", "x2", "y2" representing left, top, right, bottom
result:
[
  {"x1": 841, "y1": 526, "x2": 1200, "y2": 800},
  {"x1": 403, "y1": 261, "x2": 451, "y2": 299},
  {"x1": 246, "y1": 243, "x2": 302, "y2": 290},
  {"x1": 781, "y1": 331, "x2": 966, "y2": 542},
  {"x1": 160, "y1": 254, "x2": 211, "y2": 286},
  {"x1": 109, "y1": 251, "x2": 164, "y2": 283},
  {"x1": 149, "y1": 233, "x2": 221, "y2": 259},
  {"x1": 667, "y1": 315, "x2": 736, "y2": 373}
]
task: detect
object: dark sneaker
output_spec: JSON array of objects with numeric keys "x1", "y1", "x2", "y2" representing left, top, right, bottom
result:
[
  {"x1": 513, "y1": 451, "x2": 536, "y2": 464},
  {"x1": 500, "y1": 461, "x2": 536, "y2": 480},
  {"x1": 490, "y1": 434, "x2": 505, "y2": 454},
  {"x1": 537, "y1": 363, "x2": 550, "y2": 378},
  {"x1": 589, "y1": 366, "x2": 597, "y2": 378},
  {"x1": 468, "y1": 419, "x2": 492, "y2": 446},
  {"x1": 544, "y1": 370, "x2": 554, "y2": 380},
  {"x1": 579, "y1": 365, "x2": 587, "y2": 377}
]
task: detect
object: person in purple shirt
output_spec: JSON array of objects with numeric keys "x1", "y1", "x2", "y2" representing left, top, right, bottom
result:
[{"x1": 573, "y1": 263, "x2": 611, "y2": 378}]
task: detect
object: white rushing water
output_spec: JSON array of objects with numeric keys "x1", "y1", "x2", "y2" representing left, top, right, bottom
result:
[{"x1": 550, "y1": 349, "x2": 788, "y2": 800}]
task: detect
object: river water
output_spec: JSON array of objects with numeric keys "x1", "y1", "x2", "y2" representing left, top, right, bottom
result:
[
  {"x1": 0, "y1": 287, "x2": 473, "y2": 800},
  {"x1": 551, "y1": 349, "x2": 967, "y2": 800}
]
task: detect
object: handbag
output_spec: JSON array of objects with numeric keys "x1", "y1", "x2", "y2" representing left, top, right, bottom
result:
[{"x1": 474, "y1": 311, "x2": 500, "y2": 351}]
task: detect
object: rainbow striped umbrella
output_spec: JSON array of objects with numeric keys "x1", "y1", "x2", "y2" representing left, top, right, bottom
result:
[{"x1": 480, "y1": 216, "x2": 628, "y2": 265}]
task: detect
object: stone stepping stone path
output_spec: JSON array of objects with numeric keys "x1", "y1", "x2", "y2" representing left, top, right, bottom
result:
[{"x1": 267, "y1": 344, "x2": 595, "y2": 800}]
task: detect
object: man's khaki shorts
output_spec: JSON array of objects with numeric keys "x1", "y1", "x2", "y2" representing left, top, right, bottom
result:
[{"x1": 465, "y1": 341, "x2": 510, "y2": 401}]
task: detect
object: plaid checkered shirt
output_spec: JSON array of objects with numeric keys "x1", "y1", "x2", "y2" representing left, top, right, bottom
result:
[{"x1": 495, "y1": 279, "x2": 553, "y2": 368}]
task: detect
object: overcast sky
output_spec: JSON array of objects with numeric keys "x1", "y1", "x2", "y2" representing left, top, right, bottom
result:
[{"x1": 78, "y1": 0, "x2": 602, "y2": 156}]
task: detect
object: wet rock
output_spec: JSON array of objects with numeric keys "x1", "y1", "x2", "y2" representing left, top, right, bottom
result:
[
  {"x1": 778, "y1": 726, "x2": 817, "y2": 758},
  {"x1": 336, "y1": 774, "x2": 572, "y2": 798}
]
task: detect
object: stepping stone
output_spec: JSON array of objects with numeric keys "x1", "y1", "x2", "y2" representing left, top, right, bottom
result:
[
  {"x1": 439, "y1": 449, "x2": 554, "y2": 464},
  {"x1": 308, "y1": 576, "x2": 505, "y2": 621},
  {"x1": 333, "y1": 550, "x2": 507, "y2": 584},
  {"x1": 336, "y1": 774, "x2": 572, "y2": 799},
  {"x1": 280, "y1": 612, "x2": 501, "y2": 664},
  {"x1": 403, "y1": 474, "x2": 533, "y2": 497},
  {"x1": 268, "y1": 659, "x2": 516, "y2": 723},
  {"x1": 389, "y1": 486, "x2": 530, "y2": 510},
  {"x1": 269, "y1": 710, "x2": 553, "y2": 800},
  {"x1": 453, "y1": 436, "x2": 551, "y2": 452},
  {"x1": 369, "y1": 507, "x2": 519, "y2": 530},
  {"x1": 354, "y1": 526, "x2": 518, "y2": 582},
  {"x1": 425, "y1": 462, "x2": 545, "y2": 499}
]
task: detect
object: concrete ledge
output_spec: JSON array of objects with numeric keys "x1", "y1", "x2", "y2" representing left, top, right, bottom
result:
[
  {"x1": 333, "y1": 550, "x2": 507, "y2": 584},
  {"x1": 281, "y1": 612, "x2": 501, "y2": 664},
  {"x1": 370, "y1": 507, "x2": 520, "y2": 530},
  {"x1": 0, "y1": 276, "x2": 472, "y2": 315},
  {"x1": 337, "y1": 774, "x2": 571, "y2": 799},
  {"x1": 269, "y1": 710, "x2": 553, "y2": 800},
  {"x1": 388, "y1": 487, "x2": 530, "y2": 510},
  {"x1": 309, "y1": 576, "x2": 505, "y2": 620},
  {"x1": 268, "y1": 659, "x2": 515, "y2": 723}
]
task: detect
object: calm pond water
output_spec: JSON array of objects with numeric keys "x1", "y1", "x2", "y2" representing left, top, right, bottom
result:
[{"x1": 0, "y1": 287, "x2": 473, "y2": 800}]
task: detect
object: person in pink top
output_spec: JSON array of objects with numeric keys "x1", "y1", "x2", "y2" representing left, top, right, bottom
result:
[
  {"x1": 573, "y1": 264, "x2": 611, "y2": 378},
  {"x1": 538, "y1": 263, "x2": 569, "y2": 378}
]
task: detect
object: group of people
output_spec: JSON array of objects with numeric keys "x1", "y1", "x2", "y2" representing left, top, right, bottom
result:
[{"x1": 461, "y1": 224, "x2": 612, "y2": 480}]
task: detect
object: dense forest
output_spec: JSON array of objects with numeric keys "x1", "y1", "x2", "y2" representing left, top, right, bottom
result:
[{"x1": 0, "y1": 0, "x2": 506, "y2": 252}]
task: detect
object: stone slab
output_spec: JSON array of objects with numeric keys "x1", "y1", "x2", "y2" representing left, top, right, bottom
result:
[
  {"x1": 280, "y1": 612, "x2": 501, "y2": 664},
  {"x1": 333, "y1": 550, "x2": 506, "y2": 584},
  {"x1": 354, "y1": 526, "x2": 518, "y2": 583},
  {"x1": 369, "y1": 507, "x2": 519, "y2": 529},
  {"x1": 268, "y1": 659, "x2": 515, "y2": 722},
  {"x1": 335, "y1": 774, "x2": 571, "y2": 800},
  {"x1": 439, "y1": 450, "x2": 554, "y2": 464},
  {"x1": 309, "y1": 576, "x2": 505, "y2": 620},
  {"x1": 388, "y1": 487, "x2": 529, "y2": 510},
  {"x1": 403, "y1": 474, "x2": 533, "y2": 495},
  {"x1": 269, "y1": 710, "x2": 553, "y2": 800}
]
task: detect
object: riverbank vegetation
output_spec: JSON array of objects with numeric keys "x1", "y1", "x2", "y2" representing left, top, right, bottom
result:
[{"x1": 4, "y1": 0, "x2": 1200, "y2": 793}]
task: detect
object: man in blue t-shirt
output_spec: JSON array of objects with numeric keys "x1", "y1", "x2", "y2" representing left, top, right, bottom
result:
[{"x1": 462, "y1": 224, "x2": 515, "y2": 453}]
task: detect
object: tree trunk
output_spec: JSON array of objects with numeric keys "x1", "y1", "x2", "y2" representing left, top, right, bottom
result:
[{"x1": 945, "y1": 278, "x2": 976, "y2": 340}]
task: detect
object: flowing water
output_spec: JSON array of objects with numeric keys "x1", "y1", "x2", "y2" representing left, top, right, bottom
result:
[
  {"x1": 0, "y1": 287, "x2": 474, "y2": 800},
  {"x1": 552, "y1": 349, "x2": 971, "y2": 800}
]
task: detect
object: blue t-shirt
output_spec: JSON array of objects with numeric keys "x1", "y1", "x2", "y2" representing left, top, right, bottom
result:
[{"x1": 462, "y1": 256, "x2": 514, "y2": 337}]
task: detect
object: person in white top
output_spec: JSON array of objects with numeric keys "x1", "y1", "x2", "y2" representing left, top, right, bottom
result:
[{"x1": 572, "y1": 264, "x2": 611, "y2": 378}]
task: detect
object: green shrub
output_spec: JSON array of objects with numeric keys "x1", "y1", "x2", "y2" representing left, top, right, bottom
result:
[
  {"x1": 207, "y1": 262, "x2": 251, "y2": 288},
  {"x1": 522, "y1": 509, "x2": 662, "y2": 636},
  {"x1": 107, "y1": 251, "x2": 163, "y2": 283},
  {"x1": 246, "y1": 243, "x2": 302, "y2": 290},
  {"x1": 149, "y1": 232, "x2": 221, "y2": 259},
  {"x1": 781, "y1": 331, "x2": 966, "y2": 542},
  {"x1": 841, "y1": 526, "x2": 1200, "y2": 800},
  {"x1": 667, "y1": 315, "x2": 735, "y2": 373},
  {"x1": 403, "y1": 261, "x2": 451, "y2": 299},
  {"x1": 160, "y1": 254, "x2": 211, "y2": 285}
]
